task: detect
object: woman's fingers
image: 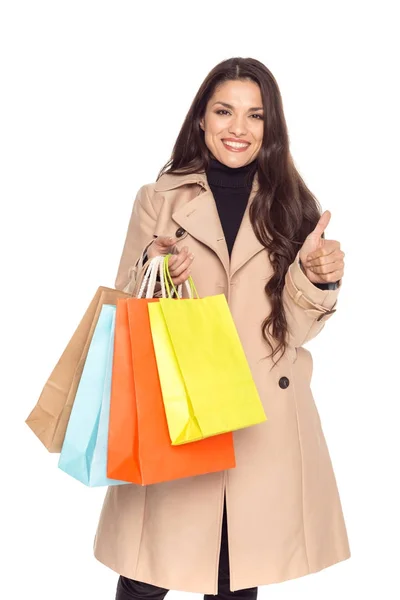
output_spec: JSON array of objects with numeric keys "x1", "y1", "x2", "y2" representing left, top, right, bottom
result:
[
  {"x1": 156, "y1": 235, "x2": 176, "y2": 248},
  {"x1": 148, "y1": 236, "x2": 176, "y2": 260},
  {"x1": 171, "y1": 267, "x2": 192, "y2": 286},
  {"x1": 168, "y1": 246, "x2": 188, "y2": 268},
  {"x1": 169, "y1": 247, "x2": 194, "y2": 277},
  {"x1": 314, "y1": 269, "x2": 344, "y2": 283},
  {"x1": 306, "y1": 249, "x2": 344, "y2": 269},
  {"x1": 146, "y1": 243, "x2": 193, "y2": 286},
  {"x1": 307, "y1": 260, "x2": 344, "y2": 275}
]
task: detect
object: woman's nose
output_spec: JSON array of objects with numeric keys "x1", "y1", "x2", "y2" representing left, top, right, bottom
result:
[{"x1": 228, "y1": 117, "x2": 247, "y2": 137}]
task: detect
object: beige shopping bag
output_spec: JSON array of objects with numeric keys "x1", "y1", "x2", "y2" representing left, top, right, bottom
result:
[{"x1": 25, "y1": 286, "x2": 130, "y2": 452}]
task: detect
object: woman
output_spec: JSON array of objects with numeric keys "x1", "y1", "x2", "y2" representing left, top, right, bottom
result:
[{"x1": 94, "y1": 57, "x2": 350, "y2": 599}]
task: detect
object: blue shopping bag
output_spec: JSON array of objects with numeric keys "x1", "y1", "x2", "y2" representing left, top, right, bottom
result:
[{"x1": 58, "y1": 304, "x2": 127, "y2": 487}]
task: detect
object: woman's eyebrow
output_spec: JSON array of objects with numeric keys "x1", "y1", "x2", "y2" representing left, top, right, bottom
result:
[{"x1": 212, "y1": 101, "x2": 263, "y2": 111}]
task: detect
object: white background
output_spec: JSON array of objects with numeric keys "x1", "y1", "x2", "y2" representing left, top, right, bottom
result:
[{"x1": 1, "y1": 1, "x2": 399, "y2": 599}]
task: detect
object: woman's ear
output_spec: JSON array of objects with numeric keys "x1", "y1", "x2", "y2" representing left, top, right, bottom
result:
[{"x1": 199, "y1": 118, "x2": 205, "y2": 131}]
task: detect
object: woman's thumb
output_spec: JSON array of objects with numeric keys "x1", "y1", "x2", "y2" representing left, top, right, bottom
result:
[
  {"x1": 155, "y1": 235, "x2": 176, "y2": 247},
  {"x1": 312, "y1": 210, "x2": 331, "y2": 238}
]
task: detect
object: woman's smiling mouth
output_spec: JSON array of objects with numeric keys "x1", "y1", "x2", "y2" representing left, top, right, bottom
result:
[{"x1": 221, "y1": 138, "x2": 251, "y2": 152}]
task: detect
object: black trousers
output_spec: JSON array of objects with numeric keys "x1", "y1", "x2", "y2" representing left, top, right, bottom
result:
[{"x1": 116, "y1": 499, "x2": 258, "y2": 600}]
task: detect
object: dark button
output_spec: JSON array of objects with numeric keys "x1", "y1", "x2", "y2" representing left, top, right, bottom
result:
[
  {"x1": 175, "y1": 227, "x2": 186, "y2": 238},
  {"x1": 278, "y1": 376, "x2": 290, "y2": 389}
]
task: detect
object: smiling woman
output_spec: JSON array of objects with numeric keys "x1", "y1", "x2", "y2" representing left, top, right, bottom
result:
[
  {"x1": 93, "y1": 56, "x2": 350, "y2": 600},
  {"x1": 199, "y1": 83, "x2": 264, "y2": 163}
]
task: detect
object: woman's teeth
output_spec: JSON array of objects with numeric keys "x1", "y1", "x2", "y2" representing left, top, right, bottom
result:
[
  {"x1": 223, "y1": 141, "x2": 249, "y2": 148},
  {"x1": 222, "y1": 140, "x2": 250, "y2": 152}
]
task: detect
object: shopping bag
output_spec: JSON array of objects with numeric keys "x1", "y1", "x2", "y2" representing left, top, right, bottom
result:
[
  {"x1": 148, "y1": 256, "x2": 267, "y2": 445},
  {"x1": 58, "y1": 304, "x2": 127, "y2": 486},
  {"x1": 25, "y1": 286, "x2": 130, "y2": 452},
  {"x1": 107, "y1": 256, "x2": 236, "y2": 485}
]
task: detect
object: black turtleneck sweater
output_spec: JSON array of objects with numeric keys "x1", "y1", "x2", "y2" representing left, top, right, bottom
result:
[{"x1": 205, "y1": 158, "x2": 257, "y2": 257}]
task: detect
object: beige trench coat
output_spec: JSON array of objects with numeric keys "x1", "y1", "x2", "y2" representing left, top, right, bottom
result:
[{"x1": 93, "y1": 170, "x2": 351, "y2": 593}]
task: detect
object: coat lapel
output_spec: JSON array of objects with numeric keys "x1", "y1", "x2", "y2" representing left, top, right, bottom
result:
[
  {"x1": 171, "y1": 188, "x2": 230, "y2": 276},
  {"x1": 229, "y1": 178, "x2": 266, "y2": 278},
  {"x1": 155, "y1": 170, "x2": 266, "y2": 278}
]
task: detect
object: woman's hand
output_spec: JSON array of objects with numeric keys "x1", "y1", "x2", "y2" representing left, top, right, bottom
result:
[
  {"x1": 147, "y1": 236, "x2": 194, "y2": 286},
  {"x1": 299, "y1": 211, "x2": 345, "y2": 284}
]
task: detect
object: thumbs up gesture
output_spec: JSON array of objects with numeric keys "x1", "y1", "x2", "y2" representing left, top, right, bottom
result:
[{"x1": 299, "y1": 211, "x2": 345, "y2": 284}]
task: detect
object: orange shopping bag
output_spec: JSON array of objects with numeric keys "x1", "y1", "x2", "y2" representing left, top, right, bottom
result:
[{"x1": 107, "y1": 297, "x2": 236, "y2": 485}]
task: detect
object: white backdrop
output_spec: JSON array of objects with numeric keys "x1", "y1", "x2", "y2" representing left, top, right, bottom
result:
[{"x1": 1, "y1": 1, "x2": 399, "y2": 599}]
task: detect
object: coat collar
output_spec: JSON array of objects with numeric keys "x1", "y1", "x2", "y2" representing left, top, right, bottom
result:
[
  {"x1": 154, "y1": 170, "x2": 264, "y2": 278},
  {"x1": 154, "y1": 169, "x2": 260, "y2": 193}
]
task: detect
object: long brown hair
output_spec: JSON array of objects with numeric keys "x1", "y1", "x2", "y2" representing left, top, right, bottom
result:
[{"x1": 157, "y1": 57, "x2": 322, "y2": 363}]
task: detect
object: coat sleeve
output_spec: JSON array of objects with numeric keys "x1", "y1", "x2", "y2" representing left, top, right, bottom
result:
[
  {"x1": 114, "y1": 183, "x2": 159, "y2": 295},
  {"x1": 282, "y1": 250, "x2": 342, "y2": 348}
]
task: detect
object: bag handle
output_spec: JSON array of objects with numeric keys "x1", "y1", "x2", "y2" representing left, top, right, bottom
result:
[
  {"x1": 162, "y1": 254, "x2": 199, "y2": 299},
  {"x1": 136, "y1": 255, "x2": 162, "y2": 298},
  {"x1": 157, "y1": 255, "x2": 187, "y2": 298},
  {"x1": 136, "y1": 255, "x2": 189, "y2": 299}
]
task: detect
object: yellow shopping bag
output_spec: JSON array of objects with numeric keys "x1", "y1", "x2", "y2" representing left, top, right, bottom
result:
[{"x1": 147, "y1": 256, "x2": 267, "y2": 445}]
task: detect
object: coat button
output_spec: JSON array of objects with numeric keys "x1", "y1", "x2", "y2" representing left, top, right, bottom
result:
[
  {"x1": 278, "y1": 376, "x2": 290, "y2": 389},
  {"x1": 175, "y1": 227, "x2": 186, "y2": 238}
]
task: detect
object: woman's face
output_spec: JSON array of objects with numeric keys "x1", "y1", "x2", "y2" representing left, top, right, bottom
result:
[{"x1": 200, "y1": 79, "x2": 264, "y2": 168}]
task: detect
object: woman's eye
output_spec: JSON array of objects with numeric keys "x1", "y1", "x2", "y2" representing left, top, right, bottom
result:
[{"x1": 215, "y1": 110, "x2": 263, "y2": 120}]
